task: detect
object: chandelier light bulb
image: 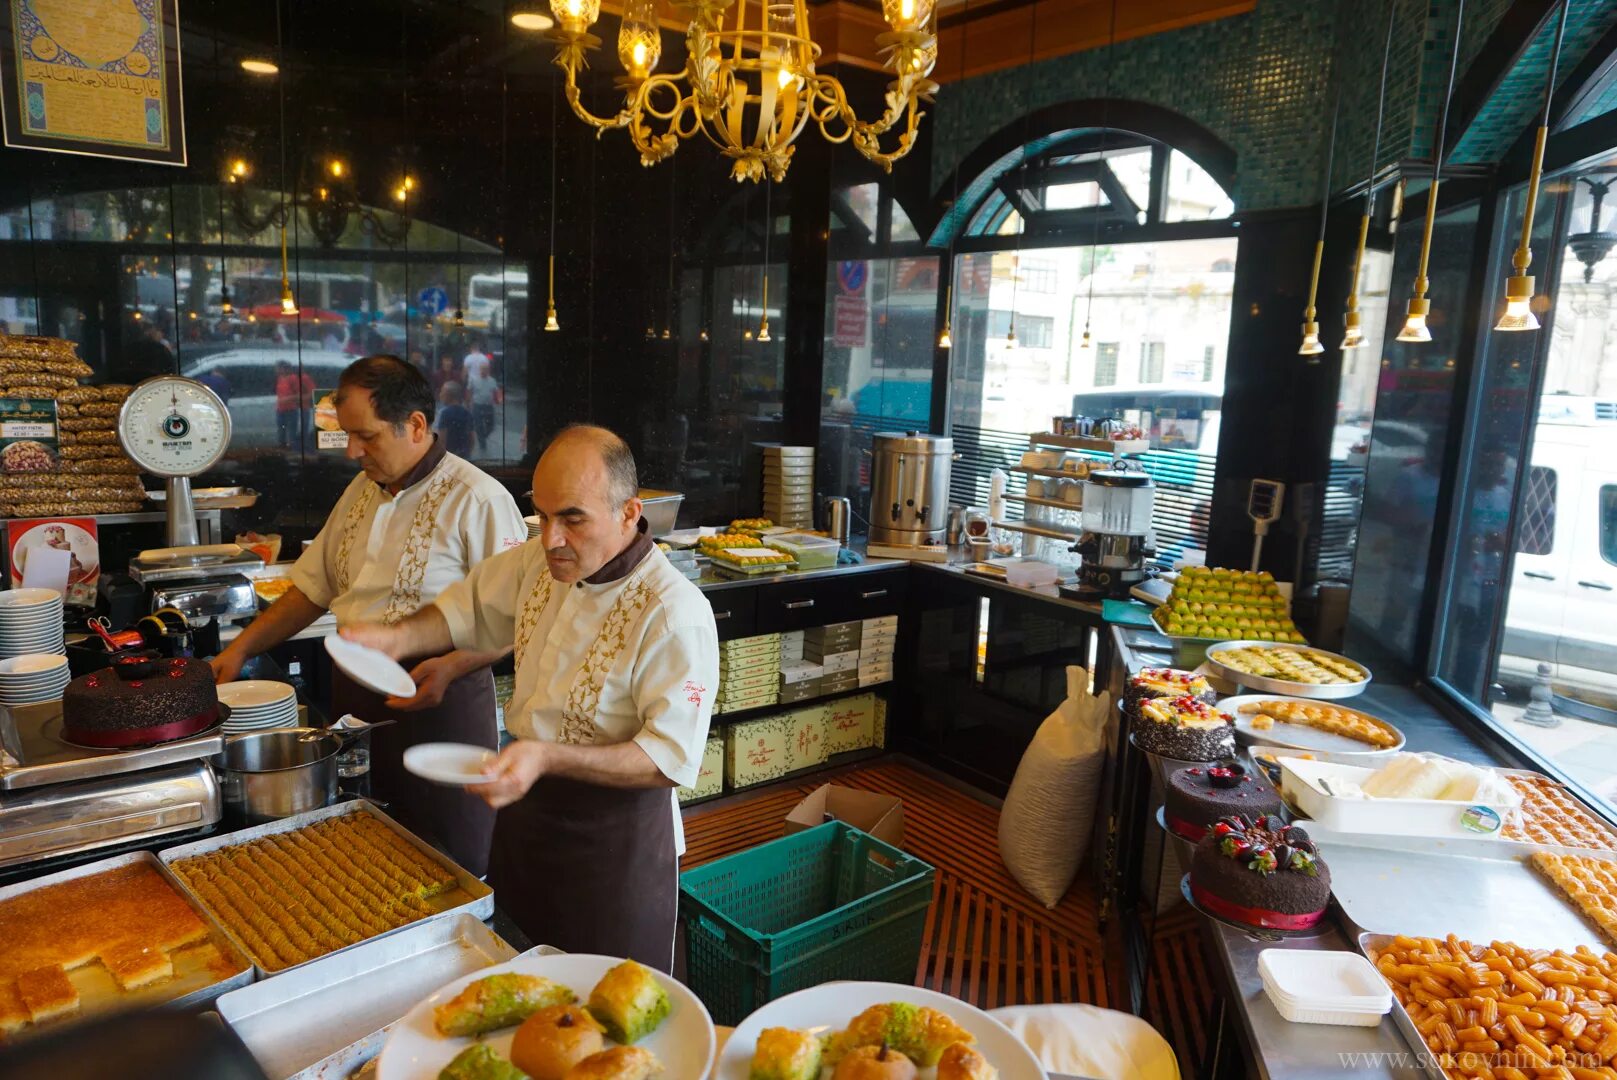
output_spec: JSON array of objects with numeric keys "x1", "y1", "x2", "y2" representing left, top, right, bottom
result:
[
  {"x1": 1298, "y1": 322, "x2": 1323, "y2": 357},
  {"x1": 1396, "y1": 299, "x2": 1431, "y2": 344},
  {"x1": 551, "y1": 0, "x2": 598, "y2": 30}
]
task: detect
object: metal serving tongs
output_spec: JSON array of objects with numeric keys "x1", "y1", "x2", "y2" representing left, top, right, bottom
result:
[{"x1": 298, "y1": 713, "x2": 397, "y2": 743}]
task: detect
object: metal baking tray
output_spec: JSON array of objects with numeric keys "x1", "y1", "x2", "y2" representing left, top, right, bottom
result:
[
  {"x1": 158, "y1": 799, "x2": 494, "y2": 978},
  {"x1": 0, "y1": 849, "x2": 253, "y2": 1038},
  {"x1": 1356, "y1": 932, "x2": 1451, "y2": 1080},
  {"x1": 0, "y1": 759, "x2": 220, "y2": 868},
  {"x1": 217, "y1": 914, "x2": 520, "y2": 1080},
  {"x1": 1, "y1": 699, "x2": 226, "y2": 790},
  {"x1": 145, "y1": 486, "x2": 260, "y2": 509},
  {"x1": 1318, "y1": 826, "x2": 1608, "y2": 951},
  {"x1": 1204, "y1": 640, "x2": 1371, "y2": 700}
]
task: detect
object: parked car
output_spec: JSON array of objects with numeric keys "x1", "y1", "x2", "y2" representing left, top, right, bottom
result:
[
  {"x1": 182, "y1": 349, "x2": 353, "y2": 450},
  {"x1": 1499, "y1": 395, "x2": 1617, "y2": 710}
]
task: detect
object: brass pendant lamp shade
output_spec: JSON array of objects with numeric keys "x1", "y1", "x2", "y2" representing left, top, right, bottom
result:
[
  {"x1": 1397, "y1": 0, "x2": 1466, "y2": 344},
  {"x1": 1495, "y1": 0, "x2": 1570, "y2": 332},
  {"x1": 1342, "y1": 0, "x2": 1398, "y2": 350}
]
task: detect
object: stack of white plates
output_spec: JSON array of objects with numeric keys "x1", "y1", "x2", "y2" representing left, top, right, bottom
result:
[
  {"x1": 0, "y1": 653, "x2": 70, "y2": 707},
  {"x1": 524, "y1": 514, "x2": 543, "y2": 541},
  {"x1": 217, "y1": 680, "x2": 299, "y2": 732},
  {"x1": 0, "y1": 589, "x2": 65, "y2": 659}
]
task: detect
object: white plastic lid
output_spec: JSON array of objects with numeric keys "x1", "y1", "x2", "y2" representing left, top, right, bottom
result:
[{"x1": 1258, "y1": 949, "x2": 1392, "y2": 1012}]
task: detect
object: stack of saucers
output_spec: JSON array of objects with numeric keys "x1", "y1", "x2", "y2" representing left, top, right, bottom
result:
[
  {"x1": 524, "y1": 515, "x2": 543, "y2": 541},
  {"x1": 217, "y1": 680, "x2": 299, "y2": 733},
  {"x1": 0, "y1": 589, "x2": 65, "y2": 659},
  {"x1": 0, "y1": 653, "x2": 70, "y2": 707}
]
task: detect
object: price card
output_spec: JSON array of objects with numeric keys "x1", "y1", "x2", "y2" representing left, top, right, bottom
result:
[{"x1": 0, "y1": 399, "x2": 59, "y2": 473}]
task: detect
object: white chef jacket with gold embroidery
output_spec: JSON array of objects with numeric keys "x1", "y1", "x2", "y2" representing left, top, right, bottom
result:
[
  {"x1": 291, "y1": 443, "x2": 526, "y2": 624},
  {"x1": 432, "y1": 538, "x2": 718, "y2": 845}
]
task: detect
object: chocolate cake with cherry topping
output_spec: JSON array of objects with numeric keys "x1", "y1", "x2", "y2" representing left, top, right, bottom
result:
[
  {"x1": 1164, "y1": 759, "x2": 1283, "y2": 842},
  {"x1": 1188, "y1": 815, "x2": 1330, "y2": 931},
  {"x1": 1124, "y1": 667, "x2": 1217, "y2": 716},
  {"x1": 1132, "y1": 694, "x2": 1235, "y2": 760},
  {"x1": 61, "y1": 656, "x2": 219, "y2": 748}
]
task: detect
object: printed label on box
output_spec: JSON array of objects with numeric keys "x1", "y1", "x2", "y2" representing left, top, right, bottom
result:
[
  {"x1": 726, "y1": 716, "x2": 792, "y2": 787},
  {"x1": 824, "y1": 694, "x2": 876, "y2": 755},
  {"x1": 784, "y1": 705, "x2": 829, "y2": 770}
]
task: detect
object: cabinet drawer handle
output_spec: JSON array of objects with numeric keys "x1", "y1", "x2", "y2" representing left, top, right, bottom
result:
[
  {"x1": 784, "y1": 599, "x2": 815, "y2": 610},
  {"x1": 713, "y1": 610, "x2": 731, "y2": 621},
  {"x1": 861, "y1": 589, "x2": 889, "y2": 600}
]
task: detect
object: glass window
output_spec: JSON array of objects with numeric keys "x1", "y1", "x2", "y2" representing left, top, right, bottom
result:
[
  {"x1": 1202, "y1": 345, "x2": 1216, "y2": 381},
  {"x1": 1518, "y1": 466, "x2": 1557, "y2": 556},
  {"x1": 987, "y1": 310, "x2": 1053, "y2": 349},
  {"x1": 1095, "y1": 342, "x2": 1119, "y2": 386},
  {"x1": 1141, "y1": 341, "x2": 1165, "y2": 383},
  {"x1": 1602, "y1": 486, "x2": 1617, "y2": 565}
]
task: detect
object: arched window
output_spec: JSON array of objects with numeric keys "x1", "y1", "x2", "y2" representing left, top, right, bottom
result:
[{"x1": 940, "y1": 124, "x2": 1238, "y2": 567}]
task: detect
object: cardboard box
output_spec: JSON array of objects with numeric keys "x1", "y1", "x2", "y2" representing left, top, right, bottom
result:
[
  {"x1": 780, "y1": 660, "x2": 824, "y2": 685},
  {"x1": 725, "y1": 715, "x2": 792, "y2": 787},
  {"x1": 858, "y1": 670, "x2": 892, "y2": 688},
  {"x1": 873, "y1": 696, "x2": 888, "y2": 748},
  {"x1": 823, "y1": 693, "x2": 876, "y2": 752},
  {"x1": 785, "y1": 784, "x2": 905, "y2": 849},
  {"x1": 720, "y1": 669, "x2": 779, "y2": 695},
  {"x1": 862, "y1": 615, "x2": 899, "y2": 631},
  {"x1": 779, "y1": 679, "x2": 822, "y2": 704},
  {"x1": 813, "y1": 649, "x2": 860, "y2": 673},
  {"x1": 783, "y1": 705, "x2": 828, "y2": 770},
  {"x1": 678, "y1": 735, "x2": 725, "y2": 803}
]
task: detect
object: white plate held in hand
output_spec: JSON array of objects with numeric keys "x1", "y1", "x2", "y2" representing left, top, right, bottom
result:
[
  {"x1": 324, "y1": 635, "x2": 416, "y2": 699},
  {"x1": 404, "y1": 743, "x2": 497, "y2": 786}
]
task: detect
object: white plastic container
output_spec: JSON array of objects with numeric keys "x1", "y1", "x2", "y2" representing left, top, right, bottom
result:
[
  {"x1": 998, "y1": 557, "x2": 1060, "y2": 588},
  {"x1": 1278, "y1": 757, "x2": 1522, "y2": 839},
  {"x1": 1258, "y1": 949, "x2": 1392, "y2": 1027}
]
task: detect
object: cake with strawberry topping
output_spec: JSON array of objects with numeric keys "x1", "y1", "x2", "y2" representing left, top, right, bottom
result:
[
  {"x1": 1164, "y1": 759, "x2": 1283, "y2": 842},
  {"x1": 1132, "y1": 694, "x2": 1234, "y2": 760},
  {"x1": 1124, "y1": 667, "x2": 1216, "y2": 716},
  {"x1": 1189, "y1": 815, "x2": 1329, "y2": 931}
]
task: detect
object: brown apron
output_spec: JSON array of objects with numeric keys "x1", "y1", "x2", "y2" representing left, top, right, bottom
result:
[
  {"x1": 329, "y1": 662, "x2": 498, "y2": 877},
  {"x1": 487, "y1": 773, "x2": 678, "y2": 972}
]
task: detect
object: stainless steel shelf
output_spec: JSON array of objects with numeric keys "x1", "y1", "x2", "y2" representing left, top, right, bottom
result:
[
  {"x1": 994, "y1": 519, "x2": 1080, "y2": 541},
  {"x1": 1031, "y1": 432, "x2": 1150, "y2": 454},
  {"x1": 1004, "y1": 492, "x2": 1084, "y2": 511}
]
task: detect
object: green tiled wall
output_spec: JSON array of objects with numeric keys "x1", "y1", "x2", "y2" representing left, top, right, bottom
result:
[{"x1": 933, "y1": 0, "x2": 1616, "y2": 214}]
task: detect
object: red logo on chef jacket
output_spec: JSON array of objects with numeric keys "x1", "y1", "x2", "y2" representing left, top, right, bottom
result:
[
  {"x1": 747, "y1": 739, "x2": 775, "y2": 766},
  {"x1": 683, "y1": 681, "x2": 706, "y2": 706}
]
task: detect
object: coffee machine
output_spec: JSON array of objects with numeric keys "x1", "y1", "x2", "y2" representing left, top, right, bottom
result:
[{"x1": 1068, "y1": 467, "x2": 1156, "y2": 599}]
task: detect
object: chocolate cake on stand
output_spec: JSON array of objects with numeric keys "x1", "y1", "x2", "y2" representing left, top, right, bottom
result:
[
  {"x1": 60, "y1": 656, "x2": 220, "y2": 749},
  {"x1": 1187, "y1": 815, "x2": 1329, "y2": 933}
]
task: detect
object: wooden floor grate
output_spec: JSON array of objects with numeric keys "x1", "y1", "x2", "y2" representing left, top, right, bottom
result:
[{"x1": 681, "y1": 759, "x2": 1214, "y2": 1070}]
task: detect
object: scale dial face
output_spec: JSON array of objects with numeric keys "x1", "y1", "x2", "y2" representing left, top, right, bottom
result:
[{"x1": 118, "y1": 376, "x2": 232, "y2": 478}]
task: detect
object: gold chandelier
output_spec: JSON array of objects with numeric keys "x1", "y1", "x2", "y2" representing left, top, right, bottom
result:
[{"x1": 547, "y1": 0, "x2": 938, "y2": 182}]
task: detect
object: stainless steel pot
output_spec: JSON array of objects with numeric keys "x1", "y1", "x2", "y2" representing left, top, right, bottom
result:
[
  {"x1": 215, "y1": 727, "x2": 341, "y2": 823},
  {"x1": 867, "y1": 431, "x2": 955, "y2": 547}
]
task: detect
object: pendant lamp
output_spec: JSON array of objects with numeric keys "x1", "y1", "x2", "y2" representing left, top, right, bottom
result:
[
  {"x1": 1397, "y1": 0, "x2": 1466, "y2": 344},
  {"x1": 1298, "y1": 84, "x2": 1340, "y2": 358},
  {"x1": 1342, "y1": 0, "x2": 1397, "y2": 349}
]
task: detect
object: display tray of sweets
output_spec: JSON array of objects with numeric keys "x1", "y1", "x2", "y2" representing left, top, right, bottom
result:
[
  {"x1": 706, "y1": 547, "x2": 796, "y2": 575},
  {"x1": 0, "y1": 850, "x2": 252, "y2": 1041},
  {"x1": 1223, "y1": 693, "x2": 1403, "y2": 758},
  {"x1": 1205, "y1": 640, "x2": 1371, "y2": 700},
  {"x1": 159, "y1": 799, "x2": 493, "y2": 977},
  {"x1": 1363, "y1": 931, "x2": 1617, "y2": 1080},
  {"x1": 1500, "y1": 771, "x2": 1617, "y2": 853}
]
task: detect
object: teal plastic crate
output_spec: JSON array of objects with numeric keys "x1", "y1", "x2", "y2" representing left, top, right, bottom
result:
[{"x1": 678, "y1": 821, "x2": 935, "y2": 1025}]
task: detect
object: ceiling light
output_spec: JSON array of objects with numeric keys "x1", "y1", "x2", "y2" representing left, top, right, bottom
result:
[
  {"x1": 1495, "y1": 0, "x2": 1568, "y2": 332},
  {"x1": 241, "y1": 58, "x2": 279, "y2": 75},
  {"x1": 937, "y1": 283, "x2": 952, "y2": 349},
  {"x1": 280, "y1": 286, "x2": 298, "y2": 316},
  {"x1": 1399, "y1": 1, "x2": 1465, "y2": 346},
  {"x1": 1298, "y1": 324, "x2": 1323, "y2": 356},
  {"x1": 1343, "y1": 0, "x2": 1396, "y2": 351},
  {"x1": 1340, "y1": 311, "x2": 1364, "y2": 349},
  {"x1": 1396, "y1": 300, "x2": 1431, "y2": 343}
]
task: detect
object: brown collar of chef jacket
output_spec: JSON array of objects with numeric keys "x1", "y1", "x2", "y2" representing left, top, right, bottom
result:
[
  {"x1": 380, "y1": 434, "x2": 447, "y2": 495},
  {"x1": 583, "y1": 517, "x2": 652, "y2": 586}
]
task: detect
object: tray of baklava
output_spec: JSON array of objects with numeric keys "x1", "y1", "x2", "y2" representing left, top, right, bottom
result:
[
  {"x1": 0, "y1": 850, "x2": 253, "y2": 1040},
  {"x1": 158, "y1": 799, "x2": 493, "y2": 978}
]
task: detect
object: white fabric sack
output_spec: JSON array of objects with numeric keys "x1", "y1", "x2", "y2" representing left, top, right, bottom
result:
[
  {"x1": 998, "y1": 665, "x2": 1109, "y2": 908},
  {"x1": 990, "y1": 1004, "x2": 1180, "y2": 1080}
]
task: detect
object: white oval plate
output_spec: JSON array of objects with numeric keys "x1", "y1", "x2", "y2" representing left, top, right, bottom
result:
[
  {"x1": 0, "y1": 588, "x2": 62, "y2": 608},
  {"x1": 217, "y1": 680, "x2": 297, "y2": 709},
  {"x1": 324, "y1": 635, "x2": 415, "y2": 699},
  {"x1": 377, "y1": 953, "x2": 715, "y2": 1080},
  {"x1": 716, "y1": 981, "x2": 1047, "y2": 1080},
  {"x1": 403, "y1": 742, "x2": 497, "y2": 786},
  {"x1": 0, "y1": 654, "x2": 68, "y2": 675},
  {"x1": 1224, "y1": 693, "x2": 1403, "y2": 758}
]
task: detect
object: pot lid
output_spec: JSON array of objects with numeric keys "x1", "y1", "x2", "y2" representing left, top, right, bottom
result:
[
  {"x1": 1086, "y1": 469, "x2": 1153, "y2": 488},
  {"x1": 871, "y1": 431, "x2": 954, "y2": 454}
]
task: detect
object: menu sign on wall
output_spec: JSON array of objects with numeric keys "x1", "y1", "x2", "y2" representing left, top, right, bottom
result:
[
  {"x1": 0, "y1": 397, "x2": 58, "y2": 473},
  {"x1": 0, "y1": 0, "x2": 186, "y2": 166}
]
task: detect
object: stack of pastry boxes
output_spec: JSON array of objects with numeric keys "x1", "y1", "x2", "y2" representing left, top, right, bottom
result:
[
  {"x1": 803, "y1": 622, "x2": 862, "y2": 696},
  {"x1": 716, "y1": 633, "x2": 780, "y2": 714},
  {"x1": 859, "y1": 615, "x2": 897, "y2": 687},
  {"x1": 763, "y1": 445, "x2": 814, "y2": 529},
  {"x1": 722, "y1": 691, "x2": 881, "y2": 790}
]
